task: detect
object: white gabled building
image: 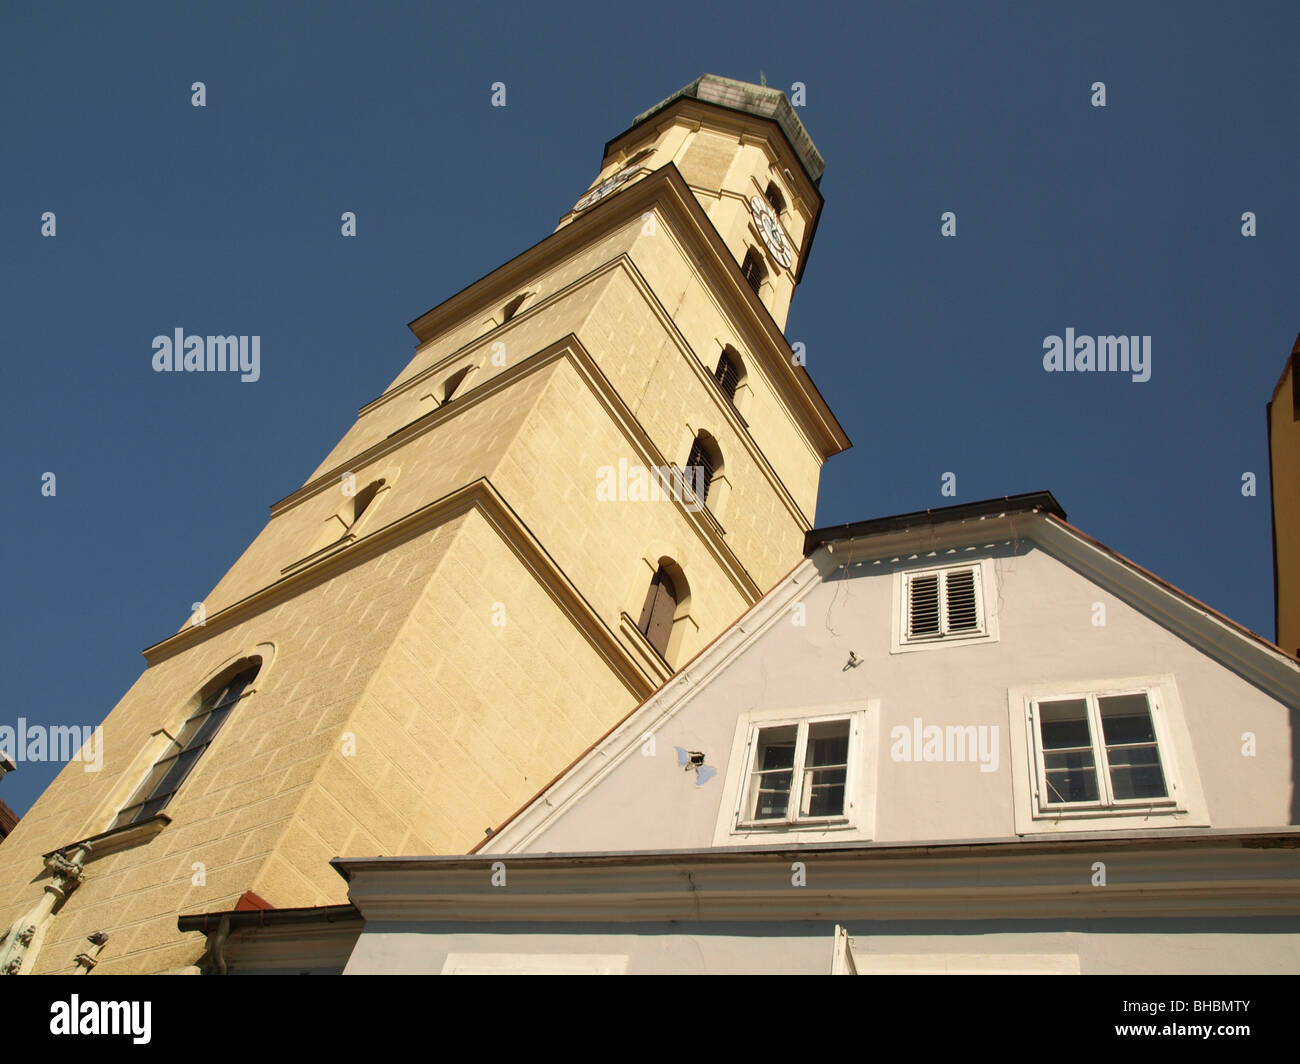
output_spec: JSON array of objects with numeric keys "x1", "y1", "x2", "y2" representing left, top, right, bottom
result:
[{"x1": 183, "y1": 491, "x2": 1300, "y2": 974}]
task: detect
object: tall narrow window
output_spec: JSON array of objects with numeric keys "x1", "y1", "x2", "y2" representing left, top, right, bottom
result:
[
  {"x1": 684, "y1": 433, "x2": 722, "y2": 508},
  {"x1": 637, "y1": 566, "x2": 678, "y2": 659},
  {"x1": 309, "y1": 478, "x2": 387, "y2": 555},
  {"x1": 714, "y1": 348, "x2": 742, "y2": 405},
  {"x1": 764, "y1": 181, "x2": 786, "y2": 214},
  {"x1": 502, "y1": 293, "x2": 529, "y2": 323},
  {"x1": 347, "y1": 479, "x2": 385, "y2": 530},
  {"x1": 685, "y1": 439, "x2": 716, "y2": 505},
  {"x1": 741, "y1": 249, "x2": 766, "y2": 294},
  {"x1": 440, "y1": 366, "x2": 473, "y2": 405},
  {"x1": 111, "y1": 661, "x2": 261, "y2": 829}
]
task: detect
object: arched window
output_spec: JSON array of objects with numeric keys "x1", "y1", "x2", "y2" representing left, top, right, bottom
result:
[
  {"x1": 741, "y1": 249, "x2": 767, "y2": 294},
  {"x1": 502, "y1": 292, "x2": 530, "y2": 323},
  {"x1": 714, "y1": 348, "x2": 743, "y2": 405},
  {"x1": 347, "y1": 479, "x2": 385, "y2": 529},
  {"x1": 637, "y1": 566, "x2": 679, "y2": 659},
  {"x1": 440, "y1": 366, "x2": 473, "y2": 405},
  {"x1": 310, "y1": 477, "x2": 387, "y2": 554},
  {"x1": 764, "y1": 181, "x2": 786, "y2": 214},
  {"x1": 685, "y1": 432, "x2": 721, "y2": 506},
  {"x1": 110, "y1": 660, "x2": 261, "y2": 829}
]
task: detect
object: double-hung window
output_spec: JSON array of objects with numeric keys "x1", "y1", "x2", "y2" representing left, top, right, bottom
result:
[{"x1": 1032, "y1": 690, "x2": 1172, "y2": 811}]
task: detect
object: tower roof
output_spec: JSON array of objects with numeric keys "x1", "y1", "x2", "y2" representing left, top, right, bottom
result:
[{"x1": 627, "y1": 74, "x2": 825, "y2": 186}]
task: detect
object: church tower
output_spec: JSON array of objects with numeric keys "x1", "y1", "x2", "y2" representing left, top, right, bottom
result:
[{"x1": 0, "y1": 75, "x2": 848, "y2": 974}]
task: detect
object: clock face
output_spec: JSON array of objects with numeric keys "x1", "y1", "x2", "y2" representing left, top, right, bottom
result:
[
  {"x1": 750, "y1": 195, "x2": 792, "y2": 269},
  {"x1": 574, "y1": 163, "x2": 641, "y2": 212}
]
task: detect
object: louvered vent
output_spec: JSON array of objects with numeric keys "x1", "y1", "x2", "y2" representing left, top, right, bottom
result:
[
  {"x1": 945, "y1": 568, "x2": 979, "y2": 631},
  {"x1": 686, "y1": 439, "x2": 715, "y2": 503},
  {"x1": 907, "y1": 574, "x2": 941, "y2": 637},
  {"x1": 741, "y1": 249, "x2": 766, "y2": 293},
  {"x1": 715, "y1": 352, "x2": 741, "y2": 403}
]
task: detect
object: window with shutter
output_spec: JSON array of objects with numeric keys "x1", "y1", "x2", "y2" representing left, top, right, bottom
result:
[
  {"x1": 637, "y1": 566, "x2": 678, "y2": 659},
  {"x1": 907, "y1": 574, "x2": 940, "y2": 637},
  {"x1": 714, "y1": 350, "x2": 742, "y2": 404},
  {"x1": 898, "y1": 564, "x2": 991, "y2": 649},
  {"x1": 741, "y1": 249, "x2": 766, "y2": 294},
  {"x1": 945, "y1": 568, "x2": 979, "y2": 631},
  {"x1": 685, "y1": 438, "x2": 715, "y2": 504},
  {"x1": 764, "y1": 182, "x2": 786, "y2": 215}
]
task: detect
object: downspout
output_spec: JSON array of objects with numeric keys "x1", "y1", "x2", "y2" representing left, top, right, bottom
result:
[
  {"x1": 0, "y1": 842, "x2": 92, "y2": 975},
  {"x1": 208, "y1": 915, "x2": 231, "y2": 975}
]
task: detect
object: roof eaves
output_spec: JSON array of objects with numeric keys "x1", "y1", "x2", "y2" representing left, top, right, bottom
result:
[{"x1": 803, "y1": 491, "x2": 1065, "y2": 555}]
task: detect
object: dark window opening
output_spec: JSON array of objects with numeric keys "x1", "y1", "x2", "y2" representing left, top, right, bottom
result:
[
  {"x1": 502, "y1": 294, "x2": 528, "y2": 323},
  {"x1": 715, "y1": 350, "x2": 742, "y2": 404},
  {"x1": 764, "y1": 182, "x2": 786, "y2": 214},
  {"x1": 441, "y1": 367, "x2": 472, "y2": 404},
  {"x1": 685, "y1": 437, "x2": 718, "y2": 505},
  {"x1": 741, "y1": 249, "x2": 766, "y2": 294}
]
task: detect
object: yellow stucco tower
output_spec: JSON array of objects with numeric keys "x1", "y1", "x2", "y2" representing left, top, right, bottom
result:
[
  {"x1": 0, "y1": 75, "x2": 848, "y2": 974},
  {"x1": 1269, "y1": 332, "x2": 1300, "y2": 658}
]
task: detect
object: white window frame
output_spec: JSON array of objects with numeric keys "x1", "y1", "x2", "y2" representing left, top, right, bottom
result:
[
  {"x1": 1006, "y1": 674, "x2": 1209, "y2": 834},
  {"x1": 891, "y1": 558, "x2": 999, "y2": 654},
  {"x1": 712, "y1": 702, "x2": 877, "y2": 847}
]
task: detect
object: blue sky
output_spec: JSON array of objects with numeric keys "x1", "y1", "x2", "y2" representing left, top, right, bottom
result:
[{"x1": 1, "y1": 1, "x2": 1296, "y2": 815}]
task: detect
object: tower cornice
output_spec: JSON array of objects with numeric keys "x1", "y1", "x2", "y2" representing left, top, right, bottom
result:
[{"x1": 405, "y1": 164, "x2": 850, "y2": 461}]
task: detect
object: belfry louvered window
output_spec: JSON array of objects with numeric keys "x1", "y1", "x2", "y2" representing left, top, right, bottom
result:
[
  {"x1": 685, "y1": 438, "x2": 716, "y2": 504},
  {"x1": 741, "y1": 249, "x2": 766, "y2": 294},
  {"x1": 714, "y1": 350, "x2": 741, "y2": 404},
  {"x1": 905, "y1": 566, "x2": 983, "y2": 641}
]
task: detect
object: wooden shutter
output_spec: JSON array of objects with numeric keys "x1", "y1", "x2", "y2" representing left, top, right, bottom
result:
[
  {"x1": 907, "y1": 573, "x2": 941, "y2": 637},
  {"x1": 637, "y1": 566, "x2": 678, "y2": 658},
  {"x1": 945, "y1": 568, "x2": 979, "y2": 632},
  {"x1": 685, "y1": 439, "x2": 715, "y2": 503},
  {"x1": 741, "y1": 250, "x2": 765, "y2": 293}
]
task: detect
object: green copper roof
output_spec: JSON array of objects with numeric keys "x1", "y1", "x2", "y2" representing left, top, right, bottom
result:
[{"x1": 631, "y1": 74, "x2": 824, "y2": 186}]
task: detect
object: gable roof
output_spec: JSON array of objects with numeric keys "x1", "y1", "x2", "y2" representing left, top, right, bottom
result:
[{"x1": 475, "y1": 493, "x2": 1300, "y2": 854}]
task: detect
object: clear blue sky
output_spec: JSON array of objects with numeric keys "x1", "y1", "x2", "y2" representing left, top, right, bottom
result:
[{"x1": 2, "y1": 1, "x2": 1296, "y2": 815}]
